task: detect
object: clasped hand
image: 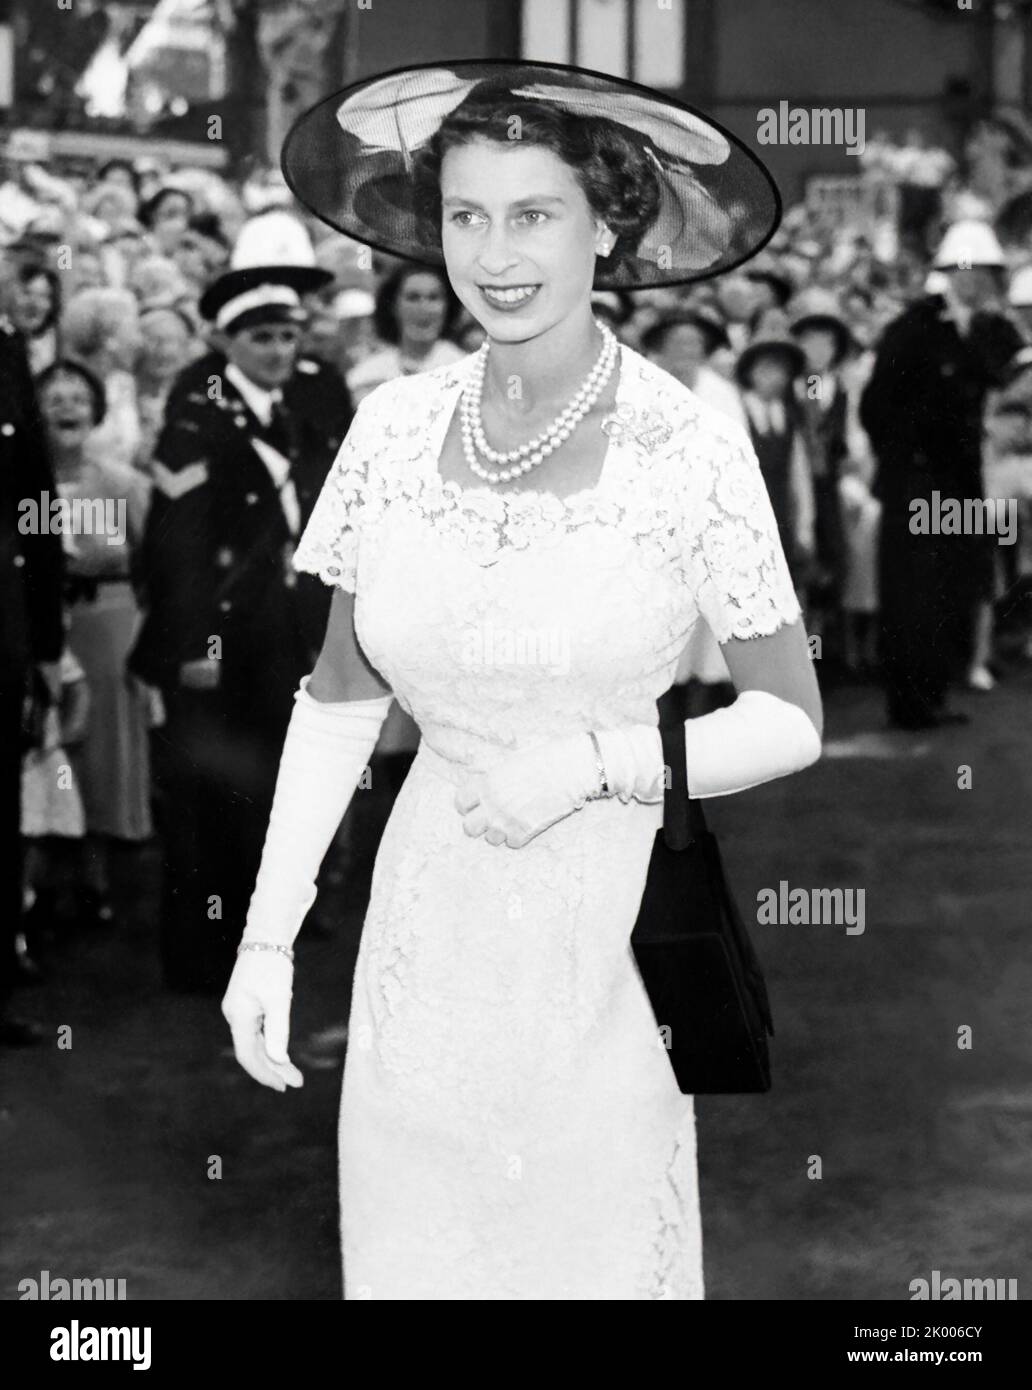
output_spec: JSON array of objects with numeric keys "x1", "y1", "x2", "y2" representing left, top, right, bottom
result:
[{"x1": 454, "y1": 733, "x2": 602, "y2": 848}]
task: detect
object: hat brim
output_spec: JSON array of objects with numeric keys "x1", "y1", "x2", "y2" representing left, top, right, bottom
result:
[
  {"x1": 735, "y1": 338, "x2": 806, "y2": 384},
  {"x1": 281, "y1": 58, "x2": 781, "y2": 291},
  {"x1": 199, "y1": 264, "x2": 333, "y2": 321},
  {"x1": 790, "y1": 313, "x2": 854, "y2": 361}
]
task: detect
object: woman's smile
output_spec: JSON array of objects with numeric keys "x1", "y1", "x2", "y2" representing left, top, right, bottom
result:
[{"x1": 478, "y1": 284, "x2": 541, "y2": 310}]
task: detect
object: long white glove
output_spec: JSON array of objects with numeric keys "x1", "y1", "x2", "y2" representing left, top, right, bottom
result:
[
  {"x1": 241, "y1": 676, "x2": 393, "y2": 946},
  {"x1": 456, "y1": 691, "x2": 821, "y2": 848},
  {"x1": 595, "y1": 689, "x2": 822, "y2": 801},
  {"x1": 222, "y1": 677, "x2": 392, "y2": 1091}
]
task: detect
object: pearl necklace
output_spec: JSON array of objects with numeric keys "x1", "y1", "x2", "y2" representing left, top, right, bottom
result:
[{"x1": 460, "y1": 321, "x2": 618, "y2": 484}]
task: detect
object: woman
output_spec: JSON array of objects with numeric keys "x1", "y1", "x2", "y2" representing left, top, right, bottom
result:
[
  {"x1": 59, "y1": 287, "x2": 144, "y2": 472},
  {"x1": 223, "y1": 62, "x2": 822, "y2": 1300},
  {"x1": 36, "y1": 360, "x2": 154, "y2": 924},
  {"x1": 346, "y1": 262, "x2": 466, "y2": 405},
  {"x1": 8, "y1": 262, "x2": 60, "y2": 374}
]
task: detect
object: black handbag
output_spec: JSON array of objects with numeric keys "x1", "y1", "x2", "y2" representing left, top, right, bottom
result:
[{"x1": 630, "y1": 717, "x2": 775, "y2": 1094}]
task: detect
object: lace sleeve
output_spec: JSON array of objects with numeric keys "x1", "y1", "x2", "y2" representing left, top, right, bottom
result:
[
  {"x1": 292, "y1": 391, "x2": 380, "y2": 592},
  {"x1": 681, "y1": 424, "x2": 802, "y2": 643}
]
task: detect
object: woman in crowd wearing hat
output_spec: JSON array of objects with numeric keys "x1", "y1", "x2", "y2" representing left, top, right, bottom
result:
[
  {"x1": 790, "y1": 292, "x2": 860, "y2": 668},
  {"x1": 735, "y1": 315, "x2": 816, "y2": 596},
  {"x1": 640, "y1": 308, "x2": 746, "y2": 719},
  {"x1": 346, "y1": 260, "x2": 466, "y2": 406},
  {"x1": 222, "y1": 61, "x2": 822, "y2": 1301},
  {"x1": 36, "y1": 359, "x2": 154, "y2": 927},
  {"x1": 129, "y1": 226, "x2": 349, "y2": 993},
  {"x1": 860, "y1": 220, "x2": 1022, "y2": 727}
]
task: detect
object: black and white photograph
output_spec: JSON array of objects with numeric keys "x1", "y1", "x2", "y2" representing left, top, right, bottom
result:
[{"x1": 1, "y1": 0, "x2": 1030, "y2": 1350}]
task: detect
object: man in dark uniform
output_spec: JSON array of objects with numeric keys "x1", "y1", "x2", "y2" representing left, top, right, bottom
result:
[
  {"x1": 129, "y1": 258, "x2": 347, "y2": 992},
  {"x1": 0, "y1": 312, "x2": 64, "y2": 1044},
  {"x1": 860, "y1": 221, "x2": 1022, "y2": 730}
]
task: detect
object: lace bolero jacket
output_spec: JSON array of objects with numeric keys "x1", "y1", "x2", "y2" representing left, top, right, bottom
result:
[{"x1": 292, "y1": 342, "x2": 802, "y2": 647}]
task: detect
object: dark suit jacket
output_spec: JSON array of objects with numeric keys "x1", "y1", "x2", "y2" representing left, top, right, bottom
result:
[{"x1": 0, "y1": 318, "x2": 63, "y2": 687}]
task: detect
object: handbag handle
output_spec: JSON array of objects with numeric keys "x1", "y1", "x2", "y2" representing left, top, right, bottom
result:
[{"x1": 660, "y1": 716, "x2": 708, "y2": 852}]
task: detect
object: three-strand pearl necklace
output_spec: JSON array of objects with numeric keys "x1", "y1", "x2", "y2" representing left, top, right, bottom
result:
[{"x1": 460, "y1": 321, "x2": 619, "y2": 484}]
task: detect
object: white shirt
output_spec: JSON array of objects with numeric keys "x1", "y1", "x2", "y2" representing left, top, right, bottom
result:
[{"x1": 224, "y1": 363, "x2": 301, "y2": 535}]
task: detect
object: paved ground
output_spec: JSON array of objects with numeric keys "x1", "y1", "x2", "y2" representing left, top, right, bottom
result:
[{"x1": 2, "y1": 663, "x2": 1030, "y2": 1301}]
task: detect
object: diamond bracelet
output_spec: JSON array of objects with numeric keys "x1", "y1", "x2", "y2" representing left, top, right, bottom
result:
[
  {"x1": 586, "y1": 730, "x2": 610, "y2": 800},
  {"x1": 237, "y1": 941, "x2": 295, "y2": 964}
]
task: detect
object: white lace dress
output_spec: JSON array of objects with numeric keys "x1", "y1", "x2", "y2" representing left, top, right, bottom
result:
[{"x1": 293, "y1": 343, "x2": 801, "y2": 1301}]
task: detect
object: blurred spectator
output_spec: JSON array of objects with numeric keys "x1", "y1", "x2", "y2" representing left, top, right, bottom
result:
[
  {"x1": 135, "y1": 304, "x2": 199, "y2": 467},
  {"x1": 60, "y1": 287, "x2": 143, "y2": 471},
  {"x1": 36, "y1": 359, "x2": 154, "y2": 927},
  {"x1": 735, "y1": 314, "x2": 815, "y2": 595},
  {"x1": 347, "y1": 263, "x2": 466, "y2": 406},
  {"x1": 7, "y1": 262, "x2": 60, "y2": 374},
  {"x1": 0, "y1": 314, "x2": 64, "y2": 1044},
  {"x1": 139, "y1": 186, "x2": 194, "y2": 258}
]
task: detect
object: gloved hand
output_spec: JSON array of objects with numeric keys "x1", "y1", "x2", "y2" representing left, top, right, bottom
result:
[
  {"x1": 454, "y1": 725, "x2": 665, "y2": 848},
  {"x1": 222, "y1": 676, "x2": 392, "y2": 1090},
  {"x1": 454, "y1": 690, "x2": 821, "y2": 849}
]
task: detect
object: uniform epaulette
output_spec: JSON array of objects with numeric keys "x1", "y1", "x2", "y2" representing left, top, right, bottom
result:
[{"x1": 152, "y1": 459, "x2": 209, "y2": 499}]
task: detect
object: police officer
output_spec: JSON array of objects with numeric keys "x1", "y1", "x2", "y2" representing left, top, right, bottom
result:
[
  {"x1": 860, "y1": 221, "x2": 1022, "y2": 730},
  {"x1": 0, "y1": 313, "x2": 64, "y2": 1043},
  {"x1": 130, "y1": 259, "x2": 344, "y2": 992}
]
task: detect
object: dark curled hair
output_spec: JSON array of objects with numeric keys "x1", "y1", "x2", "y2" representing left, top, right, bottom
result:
[
  {"x1": 410, "y1": 89, "x2": 662, "y2": 283},
  {"x1": 373, "y1": 262, "x2": 464, "y2": 346},
  {"x1": 17, "y1": 261, "x2": 62, "y2": 333},
  {"x1": 35, "y1": 357, "x2": 108, "y2": 426}
]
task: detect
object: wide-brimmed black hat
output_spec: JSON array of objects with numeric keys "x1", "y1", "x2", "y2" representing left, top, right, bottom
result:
[
  {"x1": 744, "y1": 267, "x2": 794, "y2": 307},
  {"x1": 281, "y1": 59, "x2": 781, "y2": 290},
  {"x1": 734, "y1": 330, "x2": 806, "y2": 386},
  {"x1": 789, "y1": 291, "x2": 855, "y2": 365},
  {"x1": 640, "y1": 308, "x2": 730, "y2": 357}
]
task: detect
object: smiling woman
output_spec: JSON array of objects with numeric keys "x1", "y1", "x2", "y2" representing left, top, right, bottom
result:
[{"x1": 221, "y1": 60, "x2": 819, "y2": 1302}]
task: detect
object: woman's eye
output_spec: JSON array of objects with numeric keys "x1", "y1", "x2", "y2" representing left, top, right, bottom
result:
[
  {"x1": 450, "y1": 210, "x2": 480, "y2": 226},
  {"x1": 519, "y1": 210, "x2": 547, "y2": 225}
]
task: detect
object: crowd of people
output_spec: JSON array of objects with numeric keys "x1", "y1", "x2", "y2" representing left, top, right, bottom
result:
[{"x1": 2, "y1": 138, "x2": 1031, "y2": 1039}]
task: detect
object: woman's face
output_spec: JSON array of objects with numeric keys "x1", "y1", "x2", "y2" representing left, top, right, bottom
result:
[
  {"x1": 40, "y1": 373, "x2": 96, "y2": 452},
  {"x1": 152, "y1": 194, "x2": 192, "y2": 252},
  {"x1": 656, "y1": 324, "x2": 708, "y2": 379},
  {"x1": 394, "y1": 272, "x2": 447, "y2": 346},
  {"x1": 749, "y1": 357, "x2": 791, "y2": 399},
  {"x1": 139, "y1": 310, "x2": 190, "y2": 383},
  {"x1": 798, "y1": 327, "x2": 838, "y2": 375},
  {"x1": 172, "y1": 233, "x2": 209, "y2": 284},
  {"x1": 440, "y1": 137, "x2": 604, "y2": 344},
  {"x1": 13, "y1": 273, "x2": 53, "y2": 335}
]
